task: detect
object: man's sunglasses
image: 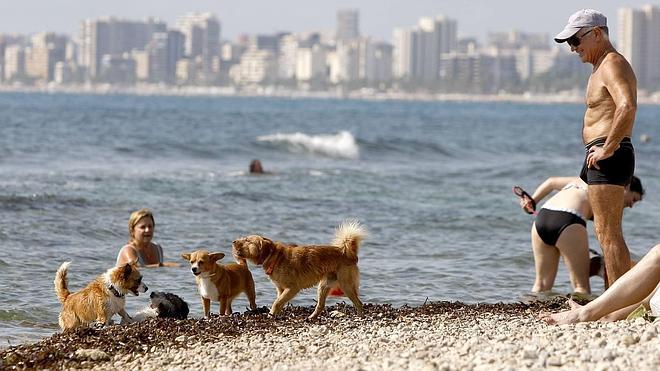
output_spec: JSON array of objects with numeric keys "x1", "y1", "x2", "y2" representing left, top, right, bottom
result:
[{"x1": 567, "y1": 28, "x2": 594, "y2": 48}]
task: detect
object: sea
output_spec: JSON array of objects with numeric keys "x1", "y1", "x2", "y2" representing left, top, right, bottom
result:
[{"x1": 1, "y1": 92, "x2": 659, "y2": 346}]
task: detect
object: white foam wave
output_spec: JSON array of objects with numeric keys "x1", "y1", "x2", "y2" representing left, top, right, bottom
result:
[{"x1": 257, "y1": 131, "x2": 359, "y2": 159}]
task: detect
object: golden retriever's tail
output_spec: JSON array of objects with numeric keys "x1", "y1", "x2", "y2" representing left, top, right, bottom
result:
[
  {"x1": 54, "y1": 261, "x2": 71, "y2": 304},
  {"x1": 332, "y1": 219, "x2": 366, "y2": 261}
]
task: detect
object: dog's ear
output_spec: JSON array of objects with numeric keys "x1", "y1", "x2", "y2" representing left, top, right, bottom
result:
[
  {"x1": 123, "y1": 263, "x2": 133, "y2": 279},
  {"x1": 181, "y1": 253, "x2": 191, "y2": 261},
  {"x1": 209, "y1": 252, "x2": 225, "y2": 262},
  {"x1": 260, "y1": 237, "x2": 274, "y2": 250}
]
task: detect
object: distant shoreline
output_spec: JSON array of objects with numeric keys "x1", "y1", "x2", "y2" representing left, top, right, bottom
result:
[{"x1": 2, "y1": 84, "x2": 660, "y2": 106}]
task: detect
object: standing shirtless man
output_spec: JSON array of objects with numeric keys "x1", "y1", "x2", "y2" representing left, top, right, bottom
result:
[{"x1": 554, "y1": 9, "x2": 637, "y2": 286}]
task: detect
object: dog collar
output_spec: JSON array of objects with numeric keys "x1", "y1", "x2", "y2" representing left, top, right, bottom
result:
[
  {"x1": 262, "y1": 254, "x2": 280, "y2": 276},
  {"x1": 108, "y1": 285, "x2": 125, "y2": 298}
]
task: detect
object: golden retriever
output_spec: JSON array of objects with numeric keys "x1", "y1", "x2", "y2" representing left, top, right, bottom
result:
[{"x1": 232, "y1": 220, "x2": 366, "y2": 319}]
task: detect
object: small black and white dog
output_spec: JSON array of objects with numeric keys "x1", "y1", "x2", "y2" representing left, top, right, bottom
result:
[{"x1": 133, "y1": 291, "x2": 189, "y2": 321}]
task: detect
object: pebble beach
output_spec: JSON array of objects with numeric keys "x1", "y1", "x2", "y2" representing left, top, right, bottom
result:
[{"x1": 1, "y1": 300, "x2": 658, "y2": 370}]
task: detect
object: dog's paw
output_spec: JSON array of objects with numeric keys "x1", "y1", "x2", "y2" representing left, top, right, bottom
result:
[
  {"x1": 120, "y1": 317, "x2": 133, "y2": 325},
  {"x1": 329, "y1": 310, "x2": 346, "y2": 318},
  {"x1": 90, "y1": 321, "x2": 105, "y2": 330}
]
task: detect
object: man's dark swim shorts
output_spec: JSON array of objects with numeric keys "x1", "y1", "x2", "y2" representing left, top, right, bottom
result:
[{"x1": 580, "y1": 137, "x2": 634, "y2": 186}]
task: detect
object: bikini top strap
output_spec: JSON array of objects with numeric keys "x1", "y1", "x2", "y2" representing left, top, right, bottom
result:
[
  {"x1": 155, "y1": 243, "x2": 164, "y2": 264},
  {"x1": 129, "y1": 244, "x2": 146, "y2": 266}
]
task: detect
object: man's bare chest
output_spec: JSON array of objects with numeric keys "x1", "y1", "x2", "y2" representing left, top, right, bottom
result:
[{"x1": 585, "y1": 74, "x2": 611, "y2": 108}]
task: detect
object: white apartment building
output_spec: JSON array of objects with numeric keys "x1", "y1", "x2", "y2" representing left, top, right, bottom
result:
[
  {"x1": 392, "y1": 27, "x2": 414, "y2": 79},
  {"x1": 296, "y1": 44, "x2": 326, "y2": 81},
  {"x1": 331, "y1": 37, "x2": 392, "y2": 83},
  {"x1": 176, "y1": 12, "x2": 221, "y2": 78},
  {"x1": 392, "y1": 15, "x2": 457, "y2": 82},
  {"x1": 278, "y1": 34, "x2": 298, "y2": 80},
  {"x1": 618, "y1": 5, "x2": 660, "y2": 91},
  {"x1": 515, "y1": 47, "x2": 557, "y2": 81},
  {"x1": 4, "y1": 44, "x2": 25, "y2": 81},
  {"x1": 230, "y1": 49, "x2": 278, "y2": 84}
]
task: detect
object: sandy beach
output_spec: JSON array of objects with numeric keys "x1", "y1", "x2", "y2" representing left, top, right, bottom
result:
[{"x1": 1, "y1": 300, "x2": 658, "y2": 370}]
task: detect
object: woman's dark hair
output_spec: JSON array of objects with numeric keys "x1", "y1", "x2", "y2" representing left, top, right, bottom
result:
[{"x1": 629, "y1": 175, "x2": 644, "y2": 197}]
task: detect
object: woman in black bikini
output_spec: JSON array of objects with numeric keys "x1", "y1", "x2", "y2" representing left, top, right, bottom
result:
[
  {"x1": 116, "y1": 208, "x2": 180, "y2": 268},
  {"x1": 518, "y1": 176, "x2": 643, "y2": 296}
]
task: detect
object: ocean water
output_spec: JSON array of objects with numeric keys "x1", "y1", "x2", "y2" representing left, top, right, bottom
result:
[{"x1": 1, "y1": 93, "x2": 658, "y2": 346}]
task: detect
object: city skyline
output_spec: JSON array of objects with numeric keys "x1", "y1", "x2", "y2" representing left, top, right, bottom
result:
[{"x1": 2, "y1": 0, "x2": 659, "y2": 43}]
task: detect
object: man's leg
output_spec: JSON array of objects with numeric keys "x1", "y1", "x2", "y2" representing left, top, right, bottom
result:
[{"x1": 588, "y1": 184, "x2": 631, "y2": 286}]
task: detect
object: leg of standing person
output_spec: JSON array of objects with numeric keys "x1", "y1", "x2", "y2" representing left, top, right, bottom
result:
[
  {"x1": 589, "y1": 184, "x2": 632, "y2": 287},
  {"x1": 540, "y1": 244, "x2": 660, "y2": 324},
  {"x1": 531, "y1": 223, "x2": 560, "y2": 292},
  {"x1": 555, "y1": 224, "x2": 591, "y2": 294}
]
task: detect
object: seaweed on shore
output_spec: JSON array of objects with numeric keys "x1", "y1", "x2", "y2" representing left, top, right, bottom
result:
[{"x1": 0, "y1": 299, "x2": 567, "y2": 370}]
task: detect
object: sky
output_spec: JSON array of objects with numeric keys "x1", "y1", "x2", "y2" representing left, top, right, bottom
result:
[{"x1": 1, "y1": 1, "x2": 659, "y2": 43}]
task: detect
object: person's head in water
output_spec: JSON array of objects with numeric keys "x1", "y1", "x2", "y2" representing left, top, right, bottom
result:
[
  {"x1": 624, "y1": 175, "x2": 644, "y2": 208},
  {"x1": 249, "y1": 159, "x2": 264, "y2": 174},
  {"x1": 128, "y1": 208, "x2": 155, "y2": 246}
]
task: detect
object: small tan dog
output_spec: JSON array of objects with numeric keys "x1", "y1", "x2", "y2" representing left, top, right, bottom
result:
[
  {"x1": 232, "y1": 220, "x2": 366, "y2": 319},
  {"x1": 181, "y1": 250, "x2": 257, "y2": 317},
  {"x1": 54, "y1": 261, "x2": 148, "y2": 331}
]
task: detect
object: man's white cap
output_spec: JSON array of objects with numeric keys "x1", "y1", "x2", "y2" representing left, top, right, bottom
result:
[{"x1": 554, "y1": 9, "x2": 607, "y2": 43}]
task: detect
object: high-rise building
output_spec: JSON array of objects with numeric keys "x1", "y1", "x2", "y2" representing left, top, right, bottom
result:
[
  {"x1": 392, "y1": 15, "x2": 457, "y2": 82},
  {"x1": 230, "y1": 49, "x2": 278, "y2": 84},
  {"x1": 487, "y1": 31, "x2": 549, "y2": 51},
  {"x1": 166, "y1": 30, "x2": 185, "y2": 83},
  {"x1": 618, "y1": 5, "x2": 660, "y2": 90},
  {"x1": 333, "y1": 37, "x2": 391, "y2": 83},
  {"x1": 4, "y1": 45, "x2": 25, "y2": 81},
  {"x1": 296, "y1": 44, "x2": 326, "y2": 82},
  {"x1": 80, "y1": 17, "x2": 166, "y2": 80},
  {"x1": 176, "y1": 12, "x2": 220, "y2": 77},
  {"x1": 26, "y1": 32, "x2": 68, "y2": 81},
  {"x1": 392, "y1": 28, "x2": 414, "y2": 79},
  {"x1": 337, "y1": 9, "x2": 359, "y2": 42},
  {"x1": 372, "y1": 42, "x2": 393, "y2": 82},
  {"x1": 151, "y1": 32, "x2": 170, "y2": 83},
  {"x1": 278, "y1": 34, "x2": 299, "y2": 80},
  {"x1": 0, "y1": 36, "x2": 6, "y2": 83},
  {"x1": 249, "y1": 34, "x2": 282, "y2": 54}
]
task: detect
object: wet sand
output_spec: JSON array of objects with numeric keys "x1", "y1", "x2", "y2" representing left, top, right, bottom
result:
[{"x1": 1, "y1": 300, "x2": 658, "y2": 370}]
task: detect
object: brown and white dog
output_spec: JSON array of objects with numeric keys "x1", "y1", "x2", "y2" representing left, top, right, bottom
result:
[
  {"x1": 181, "y1": 250, "x2": 257, "y2": 317},
  {"x1": 232, "y1": 220, "x2": 366, "y2": 319},
  {"x1": 54, "y1": 261, "x2": 148, "y2": 331}
]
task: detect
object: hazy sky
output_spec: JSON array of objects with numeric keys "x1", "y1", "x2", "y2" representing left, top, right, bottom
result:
[{"x1": 2, "y1": 1, "x2": 659, "y2": 42}]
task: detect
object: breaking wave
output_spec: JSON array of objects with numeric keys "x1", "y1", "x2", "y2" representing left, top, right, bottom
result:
[{"x1": 257, "y1": 131, "x2": 359, "y2": 159}]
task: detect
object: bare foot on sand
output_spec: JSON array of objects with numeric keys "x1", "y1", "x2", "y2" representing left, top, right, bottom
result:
[
  {"x1": 568, "y1": 298, "x2": 583, "y2": 310},
  {"x1": 539, "y1": 308, "x2": 582, "y2": 325}
]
